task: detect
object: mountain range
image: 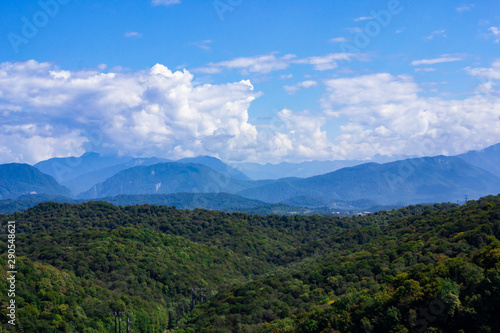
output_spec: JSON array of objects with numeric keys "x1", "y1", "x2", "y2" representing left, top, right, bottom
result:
[
  {"x1": 236, "y1": 155, "x2": 500, "y2": 205},
  {"x1": 457, "y1": 142, "x2": 500, "y2": 177},
  {"x1": 0, "y1": 163, "x2": 72, "y2": 200},
  {"x1": 0, "y1": 143, "x2": 499, "y2": 213},
  {"x1": 77, "y1": 162, "x2": 256, "y2": 199}
]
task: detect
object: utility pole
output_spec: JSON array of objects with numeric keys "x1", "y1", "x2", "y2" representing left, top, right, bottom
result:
[
  {"x1": 111, "y1": 311, "x2": 132, "y2": 332},
  {"x1": 190, "y1": 288, "x2": 199, "y2": 310},
  {"x1": 126, "y1": 313, "x2": 133, "y2": 332},
  {"x1": 465, "y1": 195, "x2": 468, "y2": 203},
  {"x1": 190, "y1": 287, "x2": 207, "y2": 310},
  {"x1": 111, "y1": 312, "x2": 118, "y2": 333},
  {"x1": 200, "y1": 288, "x2": 205, "y2": 303}
]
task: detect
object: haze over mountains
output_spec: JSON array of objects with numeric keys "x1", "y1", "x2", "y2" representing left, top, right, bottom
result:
[
  {"x1": 237, "y1": 156, "x2": 500, "y2": 205},
  {"x1": 0, "y1": 143, "x2": 499, "y2": 214},
  {"x1": 0, "y1": 163, "x2": 72, "y2": 200}
]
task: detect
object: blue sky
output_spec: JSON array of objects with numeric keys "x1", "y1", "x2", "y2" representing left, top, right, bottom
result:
[{"x1": 0, "y1": 0, "x2": 499, "y2": 164}]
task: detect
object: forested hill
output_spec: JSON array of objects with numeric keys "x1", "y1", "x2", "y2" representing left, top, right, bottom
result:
[
  {"x1": 0, "y1": 195, "x2": 499, "y2": 332},
  {"x1": 0, "y1": 163, "x2": 72, "y2": 200}
]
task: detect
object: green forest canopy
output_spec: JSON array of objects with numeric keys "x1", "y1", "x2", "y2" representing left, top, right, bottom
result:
[{"x1": 0, "y1": 195, "x2": 499, "y2": 332}]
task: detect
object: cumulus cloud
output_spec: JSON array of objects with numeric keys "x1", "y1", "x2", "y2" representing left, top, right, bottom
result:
[
  {"x1": 320, "y1": 65, "x2": 500, "y2": 159},
  {"x1": 259, "y1": 109, "x2": 337, "y2": 161},
  {"x1": 2, "y1": 60, "x2": 499, "y2": 164},
  {"x1": 411, "y1": 56, "x2": 463, "y2": 66},
  {"x1": 0, "y1": 61, "x2": 267, "y2": 163},
  {"x1": 284, "y1": 80, "x2": 318, "y2": 94},
  {"x1": 465, "y1": 59, "x2": 500, "y2": 80},
  {"x1": 322, "y1": 73, "x2": 419, "y2": 110},
  {"x1": 0, "y1": 60, "x2": 343, "y2": 164}
]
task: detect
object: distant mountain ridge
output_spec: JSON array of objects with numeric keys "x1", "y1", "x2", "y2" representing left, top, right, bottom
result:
[
  {"x1": 0, "y1": 164, "x2": 72, "y2": 200},
  {"x1": 457, "y1": 143, "x2": 500, "y2": 178},
  {"x1": 1, "y1": 143, "x2": 498, "y2": 212},
  {"x1": 61, "y1": 157, "x2": 170, "y2": 195},
  {"x1": 0, "y1": 193, "x2": 311, "y2": 215},
  {"x1": 230, "y1": 157, "x2": 395, "y2": 180},
  {"x1": 177, "y1": 156, "x2": 251, "y2": 181},
  {"x1": 73, "y1": 154, "x2": 500, "y2": 208},
  {"x1": 236, "y1": 156, "x2": 500, "y2": 205},
  {"x1": 35, "y1": 153, "x2": 248, "y2": 195},
  {"x1": 34, "y1": 152, "x2": 134, "y2": 183},
  {"x1": 78, "y1": 162, "x2": 255, "y2": 199}
]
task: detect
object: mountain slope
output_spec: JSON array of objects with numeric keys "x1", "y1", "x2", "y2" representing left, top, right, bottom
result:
[
  {"x1": 0, "y1": 255, "x2": 170, "y2": 332},
  {"x1": 457, "y1": 142, "x2": 500, "y2": 178},
  {"x1": 230, "y1": 155, "x2": 406, "y2": 180},
  {"x1": 98, "y1": 192, "x2": 266, "y2": 209},
  {"x1": 62, "y1": 157, "x2": 169, "y2": 195},
  {"x1": 178, "y1": 155, "x2": 251, "y2": 181},
  {"x1": 237, "y1": 156, "x2": 500, "y2": 205},
  {"x1": 78, "y1": 162, "x2": 253, "y2": 199},
  {"x1": 0, "y1": 163, "x2": 72, "y2": 200},
  {"x1": 231, "y1": 159, "x2": 365, "y2": 180},
  {"x1": 0, "y1": 193, "x2": 311, "y2": 215},
  {"x1": 2, "y1": 192, "x2": 499, "y2": 332},
  {"x1": 34, "y1": 152, "x2": 134, "y2": 183},
  {"x1": 180, "y1": 195, "x2": 500, "y2": 332}
]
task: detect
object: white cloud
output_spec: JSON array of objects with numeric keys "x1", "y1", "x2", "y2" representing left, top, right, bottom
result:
[
  {"x1": 346, "y1": 27, "x2": 364, "y2": 33},
  {"x1": 489, "y1": 26, "x2": 500, "y2": 43},
  {"x1": 152, "y1": 0, "x2": 181, "y2": 6},
  {"x1": 424, "y1": 29, "x2": 447, "y2": 40},
  {"x1": 329, "y1": 37, "x2": 348, "y2": 43},
  {"x1": 322, "y1": 73, "x2": 419, "y2": 109},
  {"x1": 0, "y1": 61, "x2": 266, "y2": 163},
  {"x1": 465, "y1": 59, "x2": 500, "y2": 80},
  {"x1": 262, "y1": 109, "x2": 335, "y2": 161},
  {"x1": 456, "y1": 4, "x2": 474, "y2": 12},
  {"x1": 0, "y1": 60, "x2": 344, "y2": 164},
  {"x1": 192, "y1": 40, "x2": 212, "y2": 51},
  {"x1": 3, "y1": 60, "x2": 499, "y2": 164},
  {"x1": 284, "y1": 80, "x2": 318, "y2": 94},
  {"x1": 195, "y1": 52, "x2": 360, "y2": 74},
  {"x1": 293, "y1": 53, "x2": 359, "y2": 71},
  {"x1": 194, "y1": 53, "x2": 296, "y2": 74},
  {"x1": 124, "y1": 31, "x2": 142, "y2": 38},
  {"x1": 411, "y1": 56, "x2": 462, "y2": 66},
  {"x1": 354, "y1": 16, "x2": 374, "y2": 22},
  {"x1": 320, "y1": 67, "x2": 500, "y2": 159},
  {"x1": 414, "y1": 68, "x2": 436, "y2": 72}
]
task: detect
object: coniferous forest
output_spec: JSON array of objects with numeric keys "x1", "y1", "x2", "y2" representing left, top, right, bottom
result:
[{"x1": 0, "y1": 195, "x2": 499, "y2": 332}]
